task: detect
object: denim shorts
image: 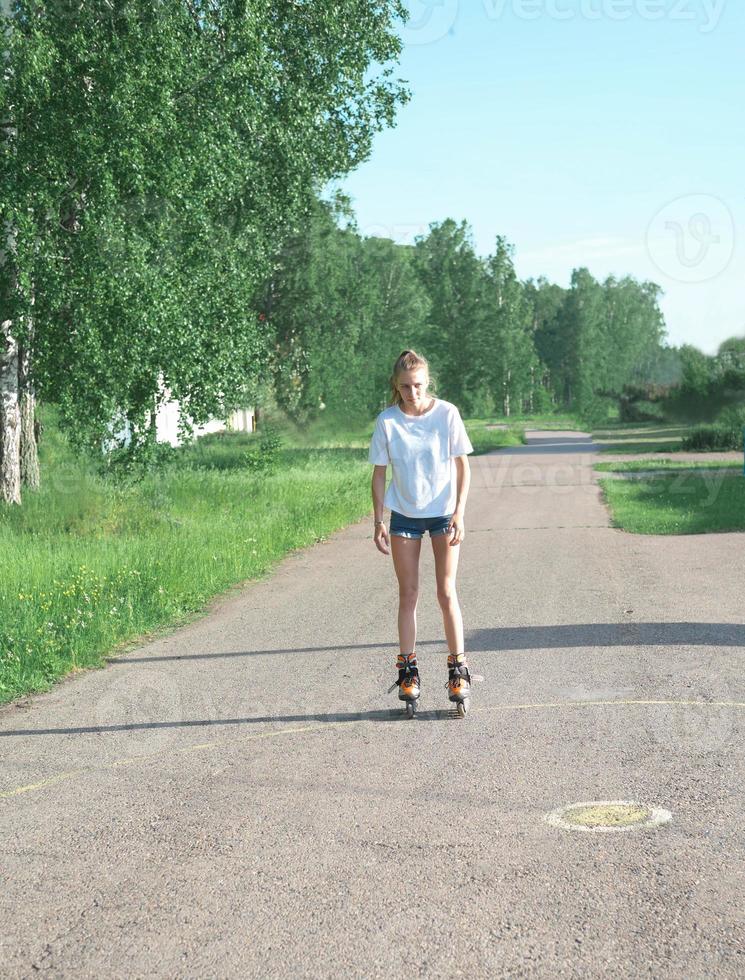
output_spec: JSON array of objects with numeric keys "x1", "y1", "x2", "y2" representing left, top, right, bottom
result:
[{"x1": 389, "y1": 510, "x2": 453, "y2": 540}]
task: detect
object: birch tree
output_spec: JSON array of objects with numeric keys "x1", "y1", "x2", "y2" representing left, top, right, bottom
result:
[
  {"x1": 2, "y1": 0, "x2": 410, "y2": 491},
  {"x1": 484, "y1": 235, "x2": 535, "y2": 417},
  {"x1": 0, "y1": 0, "x2": 21, "y2": 503}
]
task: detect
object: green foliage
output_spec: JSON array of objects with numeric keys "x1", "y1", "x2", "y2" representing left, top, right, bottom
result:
[
  {"x1": 548, "y1": 268, "x2": 666, "y2": 422},
  {"x1": 483, "y1": 235, "x2": 538, "y2": 416},
  {"x1": 3, "y1": 0, "x2": 410, "y2": 474},
  {"x1": 680, "y1": 404, "x2": 745, "y2": 452},
  {"x1": 681, "y1": 424, "x2": 743, "y2": 452},
  {"x1": 716, "y1": 404, "x2": 745, "y2": 431},
  {"x1": 3, "y1": 0, "x2": 682, "y2": 475},
  {"x1": 0, "y1": 403, "x2": 375, "y2": 702},
  {"x1": 242, "y1": 426, "x2": 282, "y2": 473},
  {"x1": 663, "y1": 341, "x2": 745, "y2": 424},
  {"x1": 618, "y1": 383, "x2": 669, "y2": 423},
  {"x1": 465, "y1": 423, "x2": 525, "y2": 454},
  {"x1": 411, "y1": 219, "x2": 491, "y2": 414},
  {"x1": 592, "y1": 422, "x2": 689, "y2": 454},
  {"x1": 599, "y1": 471, "x2": 745, "y2": 534},
  {"x1": 259, "y1": 206, "x2": 678, "y2": 429},
  {"x1": 265, "y1": 193, "x2": 430, "y2": 424},
  {"x1": 631, "y1": 343, "x2": 683, "y2": 387}
]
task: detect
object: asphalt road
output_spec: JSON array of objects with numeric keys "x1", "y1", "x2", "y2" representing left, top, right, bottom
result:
[{"x1": 2, "y1": 431, "x2": 744, "y2": 978}]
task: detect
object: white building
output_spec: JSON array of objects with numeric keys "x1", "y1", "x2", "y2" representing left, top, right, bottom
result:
[{"x1": 103, "y1": 373, "x2": 255, "y2": 453}]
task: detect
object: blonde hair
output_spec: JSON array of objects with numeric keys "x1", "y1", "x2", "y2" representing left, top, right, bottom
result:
[{"x1": 388, "y1": 350, "x2": 435, "y2": 408}]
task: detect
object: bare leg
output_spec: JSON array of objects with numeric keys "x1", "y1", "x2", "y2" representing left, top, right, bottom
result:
[
  {"x1": 431, "y1": 532, "x2": 463, "y2": 654},
  {"x1": 390, "y1": 535, "x2": 422, "y2": 654}
]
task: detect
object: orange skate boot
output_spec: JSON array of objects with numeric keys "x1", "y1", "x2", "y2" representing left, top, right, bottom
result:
[
  {"x1": 446, "y1": 652, "x2": 472, "y2": 717},
  {"x1": 388, "y1": 652, "x2": 420, "y2": 719}
]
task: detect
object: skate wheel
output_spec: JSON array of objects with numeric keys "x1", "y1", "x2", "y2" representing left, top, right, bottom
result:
[
  {"x1": 405, "y1": 700, "x2": 416, "y2": 719},
  {"x1": 456, "y1": 699, "x2": 468, "y2": 717}
]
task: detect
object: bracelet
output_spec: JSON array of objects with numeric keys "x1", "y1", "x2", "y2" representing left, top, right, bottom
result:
[{"x1": 374, "y1": 520, "x2": 385, "y2": 526}]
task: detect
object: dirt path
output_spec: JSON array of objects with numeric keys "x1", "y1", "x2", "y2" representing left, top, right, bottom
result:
[{"x1": 2, "y1": 430, "x2": 744, "y2": 977}]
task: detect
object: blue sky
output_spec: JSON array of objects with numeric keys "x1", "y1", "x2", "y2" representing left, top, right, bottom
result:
[{"x1": 326, "y1": 0, "x2": 744, "y2": 354}]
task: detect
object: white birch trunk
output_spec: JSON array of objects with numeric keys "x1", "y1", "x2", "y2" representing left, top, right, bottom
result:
[
  {"x1": 19, "y1": 276, "x2": 39, "y2": 487},
  {"x1": 1, "y1": 304, "x2": 21, "y2": 505},
  {"x1": 1, "y1": 1, "x2": 22, "y2": 503},
  {"x1": 20, "y1": 329, "x2": 39, "y2": 489}
]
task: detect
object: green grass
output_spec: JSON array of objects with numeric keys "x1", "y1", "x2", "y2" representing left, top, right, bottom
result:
[
  {"x1": 0, "y1": 404, "x2": 524, "y2": 704},
  {"x1": 461, "y1": 418, "x2": 526, "y2": 453},
  {"x1": 594, "y1": 459, "x2": 743, "y2": 473},
  {"x1": 592, "y1": 422, "x2": 691, "y2": 454},
  {"x1": 485, "y1": 412, "x2": 583, "y2": 430},
  {"x1": 598, "y1": 471, "x2": 745, "y2": 533},
  {"x1": 0, "y1": 422, "x2": 374, "y2": 705}
]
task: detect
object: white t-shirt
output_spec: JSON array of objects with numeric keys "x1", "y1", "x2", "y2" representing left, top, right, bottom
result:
[{"x1": 368, "y1": 398, "x2": 474, "y2": 518}]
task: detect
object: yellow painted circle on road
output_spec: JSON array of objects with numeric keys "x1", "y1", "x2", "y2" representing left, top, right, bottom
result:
[
  {"x1": 545, "y1": 799, "x2": 672, "y2": 833},
  {"x1": 564, "y1": 803, "x2": 649, "y2": 827}
]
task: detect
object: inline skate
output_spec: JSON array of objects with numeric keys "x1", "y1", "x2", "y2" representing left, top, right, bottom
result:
[
  {"x1": 388, "y1": 652, "x2": 420, "y2": 719},
  {"x1": 446, "y1": 652, "x2": 472, "y2": 717}
]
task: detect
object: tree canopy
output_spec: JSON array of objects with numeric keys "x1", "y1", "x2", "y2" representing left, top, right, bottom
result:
[{"x1": 1, "y1": 0, "x2": 410, "y2": 476}]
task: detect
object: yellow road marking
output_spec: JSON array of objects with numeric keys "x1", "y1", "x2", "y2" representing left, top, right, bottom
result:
[
  {"x1": 1, "y1": 700, "x2": 742, "y2": 801},
  {"x1": 0, "y1": 723, "x2": 339, "y2": 799},
  {"x1": 2, "y1": 770, "x2": 84, "y2": 798},
  {"x1": 475, "y1": 698, "x2": 745, "y2": 711}
]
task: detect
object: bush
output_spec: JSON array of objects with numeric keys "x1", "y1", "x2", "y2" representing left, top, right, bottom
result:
[
  {"x1": 681, "y1": 423, "x2": 744, "y2": 452},
  {"x1": 618, "y1": 383, "x2": 670, "y2": 423},
  {"x1": 716, "y1": 404, "x2": 745, "y2": 432},
  {"x1": 577, "y1": 396, "x2": 614, "y2": 429},
  {"x1": 529, "y1": 386, "x2": 555, "y2": 415},
  {"x1": 242, "y1": 426, "x2": 283, "y2": 472}
]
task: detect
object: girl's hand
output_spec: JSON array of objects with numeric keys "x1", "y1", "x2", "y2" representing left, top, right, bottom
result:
[
  {"x1": 448, "y1": 513, "x2": 465, "y2": 546},
  {"x1": 374, "y1": 523, "x2": 390, "y2": 555}
]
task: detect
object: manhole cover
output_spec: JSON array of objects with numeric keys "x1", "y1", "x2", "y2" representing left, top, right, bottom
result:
[{"x1": 545, "y1": 800, "x2": 672, "y2": 833}]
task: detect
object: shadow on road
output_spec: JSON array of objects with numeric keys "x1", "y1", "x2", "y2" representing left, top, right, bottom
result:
[
  {"x1": 108, "y1": 622, "x2": 745, "y2": 666},
  {"x1": 5, "y1": 621, "x2": 742, "y2": 738},
  {"x1": 493, "y1": 433, "x2": 604, "y2": 455},
  {"x1": 0, "y1": 707, "x2": 463, "y2": 737}
]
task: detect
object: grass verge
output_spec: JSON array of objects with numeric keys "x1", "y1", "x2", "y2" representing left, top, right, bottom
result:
[
  {"x1": 592, "y1": 423, "x2": 690, "y2": 454},
  {"x1": 594, "y1": 459, "x2": 743, "y2": 473},
  {"x1": 0, "y1": 405, "x2": 523, "y2": 704},
  {"x1": 598, "y1": 471, "x2": 745, "y2": 534}
]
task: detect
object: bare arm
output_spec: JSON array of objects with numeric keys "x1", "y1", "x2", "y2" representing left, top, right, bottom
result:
[
  {"x1": 454, "y1": 455, "x2": 471, "y2": 516},
  {"x1": 372, "y1": 465, "x2": 387, "y2": 521},
  {"x1": 449, "y1": 455, "x2": 471, "y2": 546},
  {"x1": 371, "y1": 465, "x2": 390, "y2": 555}
]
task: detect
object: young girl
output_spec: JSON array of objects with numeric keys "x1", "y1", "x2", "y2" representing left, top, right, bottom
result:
[{"x1": 368, "y1": 349, "x2": 475, "y2": 716}]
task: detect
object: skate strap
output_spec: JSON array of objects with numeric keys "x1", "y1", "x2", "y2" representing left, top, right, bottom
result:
[
  {"x1": 446, "y1": 658, "x2": 471, "y2": 689},
  {"x1": 390, "y1": 653, "x2": 419, "y2": 693},
  {"x1": 388, "y1": 672, "x2": 419, "y2": 694}
]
